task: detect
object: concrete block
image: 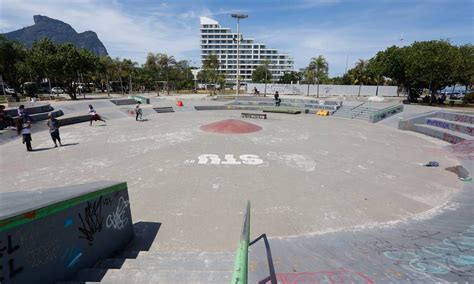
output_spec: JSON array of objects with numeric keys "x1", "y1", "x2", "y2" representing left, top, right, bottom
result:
[{"x1": 0, "y1": 181, "x2": 134, "y2": 284}]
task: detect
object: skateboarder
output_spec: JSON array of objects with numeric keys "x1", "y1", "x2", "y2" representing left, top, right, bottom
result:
[
  {"x1": 17, "y1": 115, "x2": 33, "y2": 151},
  {"x1": 135, "y1": 102, "x2": 143, "y2": 121},
  {"x1": 274, "y1": 91, "x2": 281, "y2": 107},
  {"x1": 47, "y1": 113, "x2": 62, "y2": 147},
  {"x1": 88, "y1": 104, "x2": 106, "y2": 126}
]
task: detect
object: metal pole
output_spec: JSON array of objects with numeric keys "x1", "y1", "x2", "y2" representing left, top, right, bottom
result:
[
  {"x1": 0, "y1": 75, "x2": 6, "y2": 96},
  {"x1": 236, "y1": 19, "x2": 240, "y2": 96}
]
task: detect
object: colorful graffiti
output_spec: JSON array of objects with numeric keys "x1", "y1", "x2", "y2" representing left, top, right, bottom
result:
[
  {"x1": 442, "y1": 133, "x2": 463, "y2": 144},
  {"x1": 274, "y1": 269, "x2": 374, "y2": 284},
  {"x1": 384, "y1": 225, "x2": 474, "y2": 275}
]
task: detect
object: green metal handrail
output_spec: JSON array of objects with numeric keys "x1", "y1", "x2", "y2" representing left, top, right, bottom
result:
[{"x1": 231, "y1": 200, "x2": 251, "y2": 284}]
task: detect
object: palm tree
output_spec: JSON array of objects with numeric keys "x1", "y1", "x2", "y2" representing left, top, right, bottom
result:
[
  {"x1": 157, "y1": 54, "x2": 176, "y2": 95},
  {"x1": 307, "y1": 55, "x2": 329, "y2": 97},
  {"x1": 203, "y1": 54, "x2": 220, "y2": 95},
  {"x1": 351, "y1": 59, "x2": 368, "y2": 97}
]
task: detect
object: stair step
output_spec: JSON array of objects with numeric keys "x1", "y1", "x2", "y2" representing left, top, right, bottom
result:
[
  {"x1": 426, "y1": 117, "x2": 473, "y2": 136},
  {"x1": 96, "y1": 268, "x2": 231, "y2": 283},
  {"x1": 413, "y1": 124, "x2": 471, "y2": 144}
]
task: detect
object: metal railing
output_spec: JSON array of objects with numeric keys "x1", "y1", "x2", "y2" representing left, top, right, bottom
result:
[
  {"x1": 231, "y1": 201, "x2": 277, "y2": 284},
  {"x1": 369, "y1": 104, "x2": 404, "y2": 123}
]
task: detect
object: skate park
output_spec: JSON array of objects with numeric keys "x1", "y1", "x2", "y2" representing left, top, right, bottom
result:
[{"x1": 0, "y1": 94, "x2": 473, "y2": 283}]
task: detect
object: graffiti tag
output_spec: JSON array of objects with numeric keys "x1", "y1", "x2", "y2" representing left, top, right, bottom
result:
[
  {"x1": 106, "y1": 196, "x2": 130, "y2": 230},
  {"x1": 78, "y1": 196, "x2": 104, "y2": 246},
  {"x1": 0, "y1": 235, "x2": 24, "y2": 282}
]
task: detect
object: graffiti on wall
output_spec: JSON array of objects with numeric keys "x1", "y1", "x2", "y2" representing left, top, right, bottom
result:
[
  {"x1": 384, "y1": 225, "x2": 474, "y2": 275},
  {"x1": 106, "y1": 197, "x2": 130, "y2": 230},
  {"x1": 78, "y1": 196, "x2": 104, "y2": 246},
  {"x1": 0, "y1": 235, "x2": 24, "y2": 282},
  {"x1": 185, "y1": 154, "x2": 264, "y2": 165}
]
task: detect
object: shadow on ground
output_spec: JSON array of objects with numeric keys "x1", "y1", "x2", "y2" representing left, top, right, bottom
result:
[{"x1": 68, "y1": 221, "x2": 161, "y2": 283}]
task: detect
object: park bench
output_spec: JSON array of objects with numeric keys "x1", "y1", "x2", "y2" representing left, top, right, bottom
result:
[{"x1": 241, "y1": 112, "x2": 267, "y2": 119}]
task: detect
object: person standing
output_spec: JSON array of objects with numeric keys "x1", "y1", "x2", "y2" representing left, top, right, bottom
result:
[
  {"x1": 17, "y1": 115, "x2": 33, "y2": 151},
  {"x1": 88, "y1": 104, "x2": 106, "y2": 126},
  {"x1": 135, "y1": 102, "x2": 143, "y2": 121},
  {"x1": 47, "y1": 113, "x2": 62, "y2": 147}
]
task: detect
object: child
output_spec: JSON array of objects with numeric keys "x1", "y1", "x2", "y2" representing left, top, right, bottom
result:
[
  {"x1": 88, "y1": 104, "x2": 106, "y2": 126},
  {"x1": 17, "y1": 115, "x2": 33, "y2": 151},
  {"x1": 47, "y1": 113, "x2": 62, "y2": 147},
  {"x1": 135, "y1": 102, "x2": 143, "y2": 121}
]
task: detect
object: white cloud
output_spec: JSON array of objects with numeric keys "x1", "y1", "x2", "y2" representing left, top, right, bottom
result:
[{"x1": 0, "y1": 0, "x2": 200, "y2": 64}]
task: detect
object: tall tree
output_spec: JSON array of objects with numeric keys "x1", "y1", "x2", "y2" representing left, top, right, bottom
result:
[
  {"x1": 201, "y1": 54, "x2": 220, "y2": 94},
  {"x1": 307, "y1": 55, "x2": 329, "y2": 97},
  {"x1": 350, "y1": 59, "x2": 369, "y2": 96},
  {"x1": 0, "y1": 35, "x2": 26, "y2": 89},
  {"x1": 252, "y1": 60, "x2": 272, "y2": 83}
]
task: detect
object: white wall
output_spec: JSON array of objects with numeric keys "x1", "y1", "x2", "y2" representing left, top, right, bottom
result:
[{"x1": 247, "y1": 83, "x2": 399, "y2": 97}]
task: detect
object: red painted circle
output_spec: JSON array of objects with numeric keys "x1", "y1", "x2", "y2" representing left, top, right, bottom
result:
[{"x1": 200, "y1": 119, "x2": 262, "y2": 134}]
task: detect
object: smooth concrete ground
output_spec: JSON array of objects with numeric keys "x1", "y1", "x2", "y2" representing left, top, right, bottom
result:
[{"x1": 0, "y1": 106, "x2": 463, "y2": 252}]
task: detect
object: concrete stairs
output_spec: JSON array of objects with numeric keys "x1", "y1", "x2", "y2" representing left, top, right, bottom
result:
[
  {"x1": 400, "y1": 111, "x2": 473, "y2": 144},
  {"x1": 61, "y1": 251, "x2": 234, "y2": 283},
  {"x1": 332, "y1": 105, "x2": 353, "y2": 118}
]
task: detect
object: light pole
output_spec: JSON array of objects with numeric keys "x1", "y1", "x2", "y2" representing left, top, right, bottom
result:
[{"x1": 232, "y1": 13, "x2": 248, "y2": 96}]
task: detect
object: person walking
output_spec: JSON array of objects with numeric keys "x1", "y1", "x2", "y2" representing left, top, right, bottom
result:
[
  {"x1": 17, "y1": 115, "x2": 33, "y2": 151},
  {"x1": 135, "y1": 102, "x2": 143, "y2": 121},
  {"x1": 0, "y1": 105, "x2": 15, "y2": 129},
  {"x1": 47, "y1": 113, "x2": 62, "y2": 147},
  {"x1": 88, "y1": 104, "x2": 106, "y2": 126}
]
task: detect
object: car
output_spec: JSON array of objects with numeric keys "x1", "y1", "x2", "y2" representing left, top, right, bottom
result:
[
  {"x1": 0, "y1": 85, "x2": 16, "y2": 95},
  {"x1": 38, "y1": 86, "x2": 51, "y2": 93},
  {"x1": 51, "y1": 87, "x2": 64, "y2": 94}
]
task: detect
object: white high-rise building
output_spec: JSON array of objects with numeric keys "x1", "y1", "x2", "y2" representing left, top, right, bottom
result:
[{"x1": 199, "y1": 16, "x2": 294, "y2": 84}]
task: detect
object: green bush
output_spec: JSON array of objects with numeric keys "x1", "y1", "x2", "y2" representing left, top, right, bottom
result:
[
  {"x1": 23, "y1": 83, "x2": 38, "y2": 97},
  {"x1": 462, "y1": 93, "x2": 474, "y2": 104}
]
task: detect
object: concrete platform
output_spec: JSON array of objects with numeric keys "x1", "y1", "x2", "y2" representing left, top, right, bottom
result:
[{"x1": 0, "y1": 109, "x2": 463, "y2": 253}]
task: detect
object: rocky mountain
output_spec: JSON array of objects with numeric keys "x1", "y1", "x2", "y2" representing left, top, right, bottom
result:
[{"x1": 3, "y1": 15, "x2": 108, "y2": 56}]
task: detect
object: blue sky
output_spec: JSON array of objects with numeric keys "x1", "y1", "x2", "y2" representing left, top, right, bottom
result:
[{"x1": 1, "y1": 0, "x2": 472, "y2": 76}]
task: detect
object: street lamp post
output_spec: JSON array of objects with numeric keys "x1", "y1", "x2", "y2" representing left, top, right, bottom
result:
[{"x1": 232, "y1": 13, "x2": 248, "y2": 96}]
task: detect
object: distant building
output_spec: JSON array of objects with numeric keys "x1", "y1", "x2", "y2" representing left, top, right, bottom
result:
[{"x1": 199, "y1": 16, "x2": 294, "y2": 84}]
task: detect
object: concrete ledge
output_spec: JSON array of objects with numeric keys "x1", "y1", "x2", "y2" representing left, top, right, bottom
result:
[
  {"x1": 0, "y1": 181, "x2": 134, "y2": 284},
  {"x1": 263, "y1": 108, "x2": 302, "y2": 114},
  {"x1": 110, "y1": 99, "x2": 137, "y2": 106},
  {"x1": 58, "y1": 114, "x2": 91, "y2": 126},
  {"x1": 5, "y1": 104, "x2": 54, "y2": 116}
]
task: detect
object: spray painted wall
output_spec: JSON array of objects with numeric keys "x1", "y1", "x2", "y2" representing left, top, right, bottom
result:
[
  {"x1": 0, "y1": 181, "x2": 134, "y2": 284},
  {"x1": 247, "y1": 83, "x2": 399, "y2": 97}
]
